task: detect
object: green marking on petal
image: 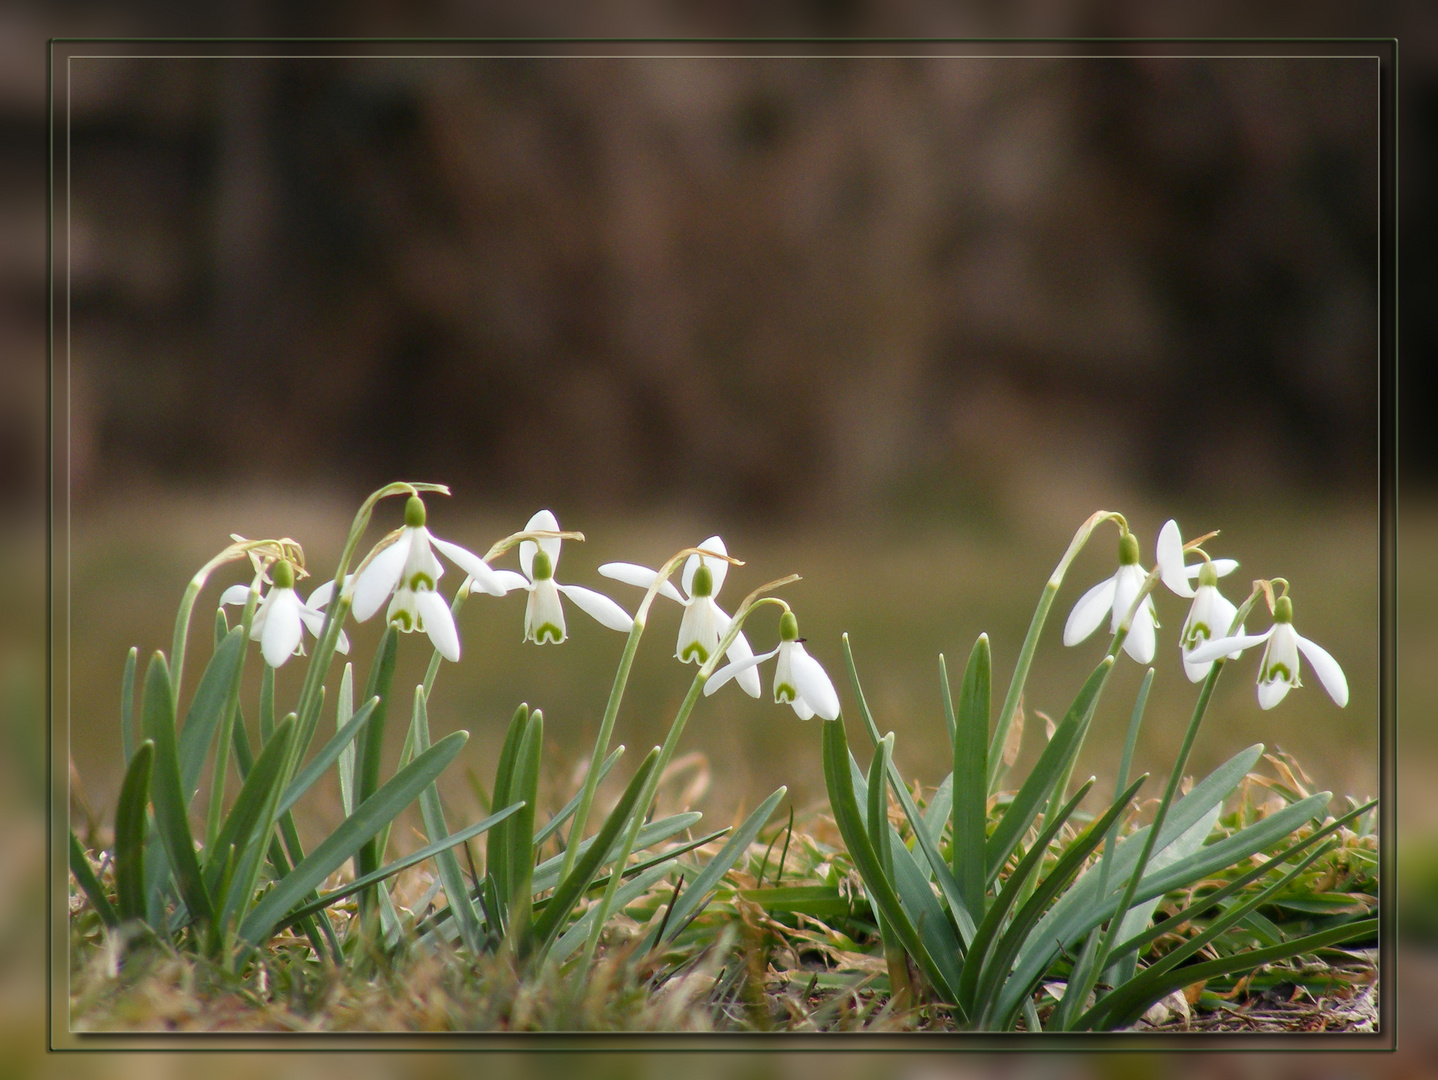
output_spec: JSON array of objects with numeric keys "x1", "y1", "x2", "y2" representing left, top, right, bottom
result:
[
  {"x1": 391, "y1": 610, "x2": 414, "y2": 632},
  {"x1": 775, "y1": 682, "x2": 797, "y2": 703},
  {"x1": 535, "y1": 623, "x2": 563, "y2": 644},
  {"x1": 680, "y1": 641, "x2": 709, "y2": 663},
  {"x1": 409, "y1": 572, "x2": 435, "y2": 592},
  {"x1": 1265, "y1": 662, "x2": 1292, "y2": 683}
]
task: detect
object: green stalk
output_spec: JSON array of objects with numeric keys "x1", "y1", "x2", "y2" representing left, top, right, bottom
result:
[
  {"x1": 205, "y1": 575, "x2": 261, "y2": 852},
  {"x1": 987, "y1": 512, "x2": 1121, "y2": 792}
]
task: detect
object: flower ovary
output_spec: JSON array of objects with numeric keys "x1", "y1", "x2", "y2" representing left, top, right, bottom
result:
[{"x1": 404, "y1": 495, "x2": 427, "y2": 529}]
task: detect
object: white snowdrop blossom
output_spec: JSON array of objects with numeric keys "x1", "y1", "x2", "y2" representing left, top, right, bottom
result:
[
  {"x1": 513, "y1": 509, "x2": 633, "y2": 644},
  {"x1": 705, "y1": 611, "x2": 840, "y2": 721},
  {"x1": 1063, "y1": 529, "x2": 1159, "y2": 664},
  {"x1": 220, "y1": 558, "x2": 348, "y2": 668},
  {"x1": 1187, "y1": 595, "x2": 1348, "y2": 710},
  {"x1": 1153, "y1": 519, "x2": 1244, "y2": 682},
  {"x1": 600, "y1": 536, "x2": 762, "y2": 697},
  {"x1": 348, "y1": 495, "x2": 513, "y2": 662}
]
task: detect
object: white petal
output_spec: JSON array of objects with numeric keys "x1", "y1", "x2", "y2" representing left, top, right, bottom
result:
[
  {"x1": 676, "y1": 598, "x2": 717, "y2": 663},
  {"x1": 1110, "y1": 564, "x2": 1147, "y2": 633},
  {"x1": 430, "y1": 534, "x2": 505, "y2": 596},
  {"x1": 789, "y1": 696, "x2": 816, "y2": 721},
  {"x1": 1257, "y1": 676, "x2": 1292, "y2": 710},
  {"x1": 557, "y1": 583, "x2": 634, "y2": 632},
  {"x1": 714, "y1": 607, "x2": 761, "y2": 698},
  {"x1": 525, "y1": 579, "x2": 567, "y2": 644},
  {"x1": 1181, "y1": 654, "x2": 1213, "y2": 683},
  {"x1": 297, "y1": 605, "x2": 327, "y2": 639},
  {"x1": 335, "y1": 629, "x2": 350, "y2": 655},
  {"x1": 306, "y1": 578, "x2": 336, "y2": 610},
  {"x1": 1156, "y1": 520, "x2": 1194, "y2": 598},
  {"x1": 405, "y1": 526, "x2": 444, "y2": 587},
  {"x1": 352, "y1": 533, "x2": 411, "y2": 621},
  {"x1": 416, "y1": 588, "x2": 461, "y2": 662},
  {"x1": 705, "y1": 646, "x2": 779, "y2": 696},
  {"x1": 1211, "y1": 558, "x2": 1239, "y2": 578},
  {"x1": 1187, "y1": 627, "x2": 1274, "y2": 665},
  {"x1": 489, "y1": 569, "x2": 531, "y2": 594},
  {"x1": 599, "y1": 562, "x2": 685, "y2": 603},
  {"x1": 1296, "y1": 633, "x2": 1348, "y2": 707},
  {"x1": 681, "y1": 536, "x2": 729, "y2": 598},
  {"x1": 1122, "y1": 595, "x2": 1157, "y2": 664},
  {"x1": 220, "y1": 583, "x2": 254, "y2": 607},
  {"x1": 261, "y1": 590, "x2": 304, "y2": 668},
  {"x1": 1064, "y1": 576, "x2": 1117, "y2": 647},
  {"x1": 520, "y1": 510, "x2": 562, "y2": 579},
  {"x1": 789, "y1": 643, "x2": 841, "y2": 721}
]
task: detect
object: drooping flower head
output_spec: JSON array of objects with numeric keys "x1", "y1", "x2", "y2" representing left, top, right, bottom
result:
[
  {"x1": 220, "y1": 557, "x2": 349, "y2": 668},
  {"x1": 348, "y1": 495, "x2": 512, "y2": 662},
  {"x1": 705, "y1": 610, "x2": 840, "y2": 721},
  {"x1": 1153, "y1": 519, "x2": 1243, "y2": 682},
  {"x1": 514, "y1": 509, "x2": 633, "y2": 645},
  {"x1": 600, "y1": 535, "x2": 762, "y2": 697},
  {"x1": 1063, "y1": 527, "x2": 1159, "y2": 664},
  {"x1": 1187, "y1": 593, "x2": 1348, "y2": 710}
]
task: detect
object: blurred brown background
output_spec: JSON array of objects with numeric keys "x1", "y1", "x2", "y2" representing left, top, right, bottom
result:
[{"x1": 0, "y1": 0, "x2": 1423, "y2": 1058}]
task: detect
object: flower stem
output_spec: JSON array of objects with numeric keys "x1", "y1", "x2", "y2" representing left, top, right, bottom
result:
[
  {"x1": 987, "y1": 511, "x2": 1122, "y2": 792},
  {"x1": 204, "y1": 575, "x2": 261, "y2": 852}
]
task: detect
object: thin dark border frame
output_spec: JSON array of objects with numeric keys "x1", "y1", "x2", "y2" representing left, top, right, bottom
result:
[{"x1": 47, "y1": 36, "x2": 1398, "y2": 1053}]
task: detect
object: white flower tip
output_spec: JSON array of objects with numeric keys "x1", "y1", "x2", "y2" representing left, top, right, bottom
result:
[{"x1": 1156, "y1": 520, "x2": 1195, "y2": 598}]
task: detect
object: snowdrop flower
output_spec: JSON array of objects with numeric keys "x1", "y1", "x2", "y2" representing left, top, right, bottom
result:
[
  {"x1": 1153, "y1": 519, "x2": 1243, "y2": 681},
  {"x1": 349, "y1": 495, "x2": 512, "y2": 662},
  {"x1": 1063, "y1": 529, "x2": 1159, "y2": 664},
  {"x1": 220, "y1": 558, "x2": 348, "y2": 668},
  {"x1": 705, "y1": 611, "x2": 840, "y2": 721},
  {"x1": 1187, "y1": 594, "x2": 1348, "y2": 710},
  {"x1": 600, "y1": 536, "x2": 762, "y2": 697},
  {"x1": 513, "y1": 509, "x2": 633, "y2": 644}
]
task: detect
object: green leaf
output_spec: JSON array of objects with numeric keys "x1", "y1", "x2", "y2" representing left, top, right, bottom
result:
[
  {"x1": 507, "y1": 709, "x2": 544, "y2": 925},
  {"x1": 534, "y1": 746, "x2": 624, "y2": 847},
  {"x1": 530, "y1": 747, "x2": 659, "y2": 955},
  {"x1": 986, "y1": 657, "x2": 1113, "y2": 885},
  {"x1": 337, "y1": 663, "x2": 356, "y2": 816},
  {"x1": 140, "y1": 652, "x2": 212, "y2": 925},
  {"x1": 1084, "y1": 916, "x2": 1378, "y2": 1031},
  {"x1": 69, "y1": 832, "x2": 119, "y2": 929},
  {"x1": 822, "y1": 716, "x2": 960, "y2": 1008},
  {"x1": 120, "y1": 647, "x2": 137, "y2": 764},
  {"x1": 272, "y1": 800, "x2": 525, "y2": 935},
  {"x1": 953, "y1": 634, "x2": 990, "y2": 922},
  {"x1": 531, "y1": 811, "x2": 703, "y2": 895},
  {"x1": 274, "y1": 696, "x2": 377, "y2": 822},
  {"x1": 354, "y1": 625, "x2": 398, "y2": 885},
  {"x1": 645, "y1": 785, "x2": 787, "y2": 951},
  {"x1": 208, "y1": 714, "x2": 295, "y2": 909},
  {"x1": 238, "y1": 729, "x2": 469, "y2": 947},
  {"x1": 114, "y1": 740, "x2": 154, "y2": 923},
  {"x1": 736, "y1": 885, "x2": 850, "y2": 919},
  {"x1": 487, "y1": 702, "x2": 529, "y2": 926},
  {"x1": 413, "y1": 685, "x2": 485, "y2": 955},
  {"x1": 213, "y1": 606, "x2": 228, "y2": 650},
  {"x1": 976, "y1": 776, "x2": 1147, "y2": 1027},
  {"x1": 842, "y1": 634, "x2": 976, "y2": 943},
  {"x1": 551, "y1": 862, "x2": 677, "y2": 962}
]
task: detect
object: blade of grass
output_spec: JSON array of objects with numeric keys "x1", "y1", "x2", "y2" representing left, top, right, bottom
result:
[
  {"x1": 113, "y1": 740, "x2": 154, "y2": 923},
  {"x1": 120, "y1": 647, "x2": 137, "y2": 764},
  {"x1": 953, "y1": 634, "x2": 990, "y2": 923},
  {"x1": 69, "y1": 832, "x2": 119, "y2": 929}
]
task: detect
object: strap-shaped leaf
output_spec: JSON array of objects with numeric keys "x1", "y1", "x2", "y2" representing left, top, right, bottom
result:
[
  {"x1": 551, "y1": 862, "x2": 676, "y2": 962},
  {"x1": 69, "y1": 832, "x2": 119, "y2": 928},
  {"x1": 535, "y1": 746, "x2": 624, "y2": 846},
  {"x1": 487, "y1": 702, "x2": 530, "y2": 924},
  {"x1": 1088, "y1": 918, "x2": 1378, "y2": 1031},
  {"x1": 530, "y1": 746, "x2": 659, "y2": 954},
  {"x1": 507, "y1": 708, "x2": 544, "y2": 943},
  {"x1": 354, "y1": 626, "x2": 398, "y2": 886},
  {"x1": 531, "y1": 811, "x2": 703, "y2": 895},
  {"x1": 273, "y1": 800, "x2": 525, "y2": 934},
  {"x1": 413, "y1": 686, "x2": 485, "y2": 955},
  {"x1": 958, "y1": 776, "x2": 1100, "y2": 1016},
  {"x1": 953, "y1": 634, "x2": 991, "y2": 922},
  {"x1": 976, "y1": 776, "x2": 1147, "y2": 1027},
  {"x1": 238, "y1": 729, "x2": 469, "y2": 947},
  {"x1": 120, "y1": 647, "x2": 138, "y2": 764},
  {"x1": 273, "y1": 697, "x2": 377, "y2": 822},
  {"x1": 114, "y1": 739, "x2": 154, "y2": 923},
  {"x1": 986, "y1": 657, "x2": 1113, "y2": 884},
  {"x1": 643, "y1": 785, "x2": 787, "y2": 952},
  {"x1": 140, "y1": 652, "x2": 212, "y2": 924},
  {"x1": 177, "y1": 626, "x2": 245, "y2": 805},
  {"x1": 207, "y1": 715, "x2": 294, "y2": 904},
  {"x1": 337, "y1": 663, "x2": 356, "y2": 816},
  {"x1": 842, "y1": 635, "x2": 976, "y2": 943},
  {"x1": 823, "y1": 716, "x2": 961, "y2": 1007}
]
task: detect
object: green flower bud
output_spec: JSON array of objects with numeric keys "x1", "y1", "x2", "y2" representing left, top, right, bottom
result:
[
  {"x1": 1274, "y1": 595, "x2": 1293, "y2": 623},
  {"x1": 779, "y1": 610, "x2": 800, "y2": 641},
  {"x1": 272, "y1": 558, "x2": 295, "y2": 590},
  {"x1": 691, "y1": 563, "x2": 713, "y2": 598},
  {"x1": 532, "y1": 549, "x2": 553, "y2": 581},
  {"x1": 1118, "y1": 531, "x2": 1140, "y2": 566},
  {"x1": 404, "y1": 495, "x2": 426, "y2": 529}
]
